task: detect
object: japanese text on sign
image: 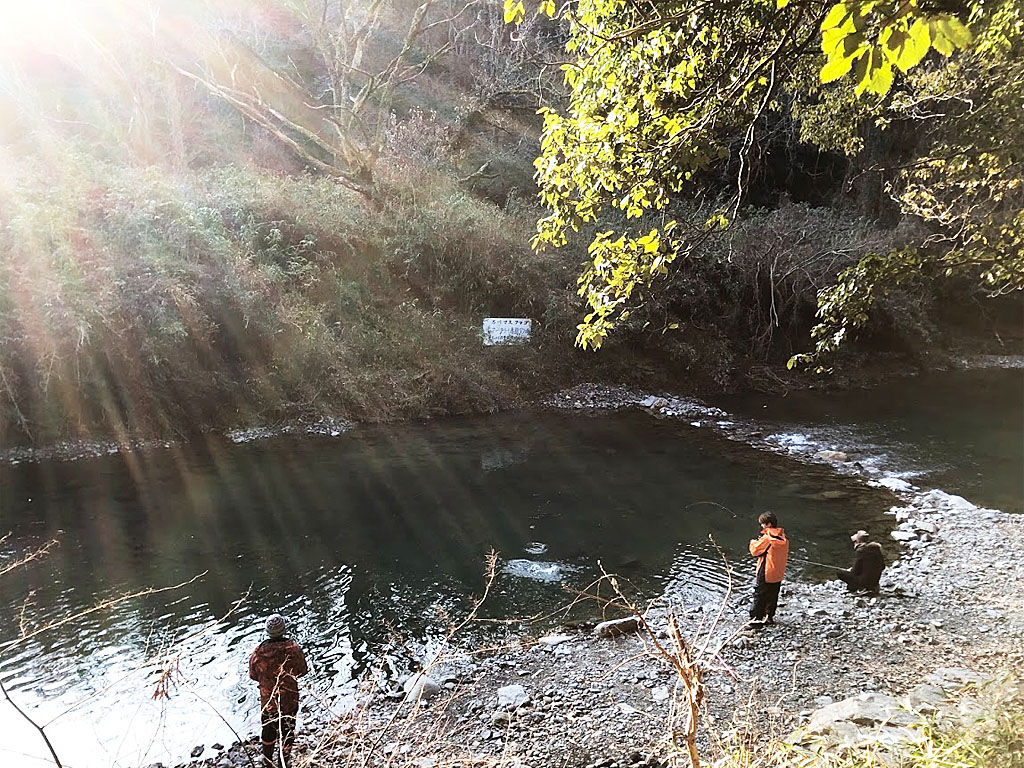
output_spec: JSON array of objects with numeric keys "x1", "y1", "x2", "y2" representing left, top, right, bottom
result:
[{"x1": 482, "y1": 318, "x2": 532, "y2": 346}]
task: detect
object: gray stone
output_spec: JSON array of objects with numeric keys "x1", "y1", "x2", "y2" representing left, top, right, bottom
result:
[
  {"x1": 490, "y1": 710, "x2": 512, "y2": 726},
  {"x1": 497, "y1": 684, "x2": 530, "y2": 709},
  {"x1": 814, "y1": 450, "x2": 849, "y2": 462},
  {"x1": 806, "y1": 692, "x2": 918, "y2": 731},
  {"x1": 924, "y1": 668, "x2": 988, "y2": 689},
  {"x1": 403, "y1": 672, "x2": 442, "y2": 702},
  {"x1": 594, "y1": 616, "x2": 643, "y2": 638},
  {"x1": 904, "y1": 684, "x2": 946, "y2": 715},
  {"x1": 538, "y1": 633, "x2": 573, "y2": 646}
]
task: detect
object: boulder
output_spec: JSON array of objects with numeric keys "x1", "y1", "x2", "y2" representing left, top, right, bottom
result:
[
  {"x1": 904, "y1": 684, "x2": 946, "y2": 715},
  {"x1": 403, "y1": 673, "x2": 442, "y2": 702},
  {"x1": 920, "y1": 490, "x2": 975, "y2": 511},
  {"x1": 875, "y1": 477, "x2": 915, "y2": 492},
  {"x1": 814, "y1": 450, "x2": 849, "y2": 462},
  {"x1": 924, "y1": 667, "x2": 988, "y2": 689},
  {"x1": 820, "y1": 490, "x2": 851, "y2": 500},
  {"x1": 806, "y1": 692, "x2": 917, "y2": 731},
  {"x1": 497, "y1": 684, "x2": 530, "y2": 709},
  {"x1": 594, "y1": 616, "x2": 643, "y2": 638},
  {"x1": 538, "y1": 633, "x2": 573, "y2": 646}
]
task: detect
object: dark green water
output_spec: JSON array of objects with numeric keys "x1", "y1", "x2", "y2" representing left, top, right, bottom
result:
[
  {"x1": 710, "y1": 368, "x2": 1024, "y2": 514},
  {"x1": 0, "y1": 409, "x2": 893, "y2": 767}
]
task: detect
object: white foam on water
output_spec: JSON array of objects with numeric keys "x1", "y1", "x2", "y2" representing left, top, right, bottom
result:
[{"x1": 502, "y1": 559, "x2": 576, "y2": 583}]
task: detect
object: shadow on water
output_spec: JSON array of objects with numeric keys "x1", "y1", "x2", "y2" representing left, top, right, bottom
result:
[{"x1": 0, "y1": 409, "x2": 894, "y2": 766}]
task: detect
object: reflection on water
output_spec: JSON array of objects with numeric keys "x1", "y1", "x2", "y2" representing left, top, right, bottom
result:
[{"x1": 0, "y1": 410, "x2": 893, "y2": 767}]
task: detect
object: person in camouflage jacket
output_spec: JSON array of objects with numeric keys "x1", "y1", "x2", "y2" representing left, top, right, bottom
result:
[{"x1": 249, "y1": 614, "x2": 308, "y2": 767}]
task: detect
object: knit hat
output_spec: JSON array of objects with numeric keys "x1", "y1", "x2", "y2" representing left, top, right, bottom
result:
[
  {"x1": 265, "y1": 614, "x2": 286, "y2": 638},
  {"x1": 850, "y1": 530, "x2": 870, "y2": 543}
]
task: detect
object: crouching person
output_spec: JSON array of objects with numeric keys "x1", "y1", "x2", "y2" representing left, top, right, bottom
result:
[
  {"x1": 249, "y1": 614, "x2": 308, "y2": 767},
  {"x1": 836, "y1": 530, "x2": 885, "y2": 594}
]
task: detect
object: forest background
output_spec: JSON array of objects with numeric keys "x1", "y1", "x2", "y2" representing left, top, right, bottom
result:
[{"x1": 0, "y1": 0, "x2": 1020, "y2": 446}]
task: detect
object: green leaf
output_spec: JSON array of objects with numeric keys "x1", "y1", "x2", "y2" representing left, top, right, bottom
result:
[
  {"x1": 929, "y1": 20, "x2": 954, "y2": 55},
  {"x1": 820, "y1": 51, "x2": 855, "y2": 83},
  {"x1": 890, "y1": 18, "x2": 931, "y2": 72},
  {"x1": 852, "y1": 50, "x2": 871, "y2": 95},
  {"x1": 937, "y1": 15, "x2": 972, "y2": 48},
  {"x1": 821, "y1": 2, "x2": 851, "y2": 32},
  {"x1": 866, "y1": 59, "x2": 893, "y2": 95}
]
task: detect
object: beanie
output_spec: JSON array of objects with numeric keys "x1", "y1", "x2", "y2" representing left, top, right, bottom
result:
[{"x1": 266, "y1": 614, "x2": 286, "y2": 638}]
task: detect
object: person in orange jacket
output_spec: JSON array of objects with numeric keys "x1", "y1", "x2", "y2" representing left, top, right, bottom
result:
[
  {"x1": 748, "y1": 512, "x2": 789, "y2": 625},
  {"x1": 249, "y1": 614, "x2": 309, "y2": 767}
]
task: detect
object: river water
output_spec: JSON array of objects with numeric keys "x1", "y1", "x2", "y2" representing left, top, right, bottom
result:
[{"x1": 0, "y1": 369, "x2": 1019, "y2": 767}]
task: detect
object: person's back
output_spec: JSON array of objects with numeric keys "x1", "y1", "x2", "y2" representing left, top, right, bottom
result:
[
  {"x1": 249, "y1": 637, "x2": 307, "y2": 714},
  {"x1": 249, "y1": 615, "x2": 308, "y2": 767},
  {"x1": 837, "y1": 530, "x2": 885, "y2": 594},
  {"x1": 850, "y1": 540, "x2": 885, "y2": 592}
]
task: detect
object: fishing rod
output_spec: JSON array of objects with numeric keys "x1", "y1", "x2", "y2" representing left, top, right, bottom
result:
[
  {"x1": 685, "y1": 500, "x2": 846, "y2": 570},
  {"x1": 788, "y1": 555, "x2": 845, "y2": 570}
]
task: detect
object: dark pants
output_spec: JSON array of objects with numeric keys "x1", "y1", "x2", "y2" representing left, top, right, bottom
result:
[
  {"x1": 261, "y1": 709, "x2": 297, "y2": 765},
  {"x1": 750, "y1": 580, "x2": 782, "y2": 621},
  {"x1": 836, "y1": 569, "x2": 879, "y2": 594}
]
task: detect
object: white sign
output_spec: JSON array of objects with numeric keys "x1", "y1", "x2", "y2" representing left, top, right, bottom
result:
[{"x1": 482, "y1": 317, "x2": 532, "y2": 346}]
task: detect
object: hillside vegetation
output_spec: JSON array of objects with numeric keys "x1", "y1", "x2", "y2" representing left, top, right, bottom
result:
[{"x1": 0, "y1": 0, "x2": 1018, "y2": 446}]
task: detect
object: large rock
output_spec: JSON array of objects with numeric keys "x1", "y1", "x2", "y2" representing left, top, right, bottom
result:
[
  {"x1": 403, "y1": 673, "x2": 442, "y2": 702},
  {"x1": 497, "y1": 684, "x2": 530, "y2": 709},
  {"x1": 806, "y1": 692, "x2": 918, "y2": 731},
  {"x1": 538, "y1": 633, "x2": 573, "y2": 646},
  {"x1": 925, "y1": 668, "x2": 987, "y2": 688},
  {"x1": 814, "y1": 450, "x2": 849, "y2": 462},
  {"x1": 593, "y1": 616, "x2": 642, "y2": 638},
  {"x1": 904, "y1": 683, "x2": 947, "y2": 715},
  {"x1": 920, "y1": 490, "x2": 975, "y2": 511}
]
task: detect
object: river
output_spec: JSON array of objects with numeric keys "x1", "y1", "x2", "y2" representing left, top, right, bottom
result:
[{"x1": 0, "y1": 369, "x2": 1019, "y2": 768}]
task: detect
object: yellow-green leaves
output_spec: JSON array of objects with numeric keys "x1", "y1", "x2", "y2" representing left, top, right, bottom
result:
[
  {"x1": 882, "y1": 18, "x2": 930, "y2": 73},
  {"x1": 575, "y1": 224, "x2": 680, "y2": 349},
  {"x1": 503, "y1": 0, "x2": 525, "y2": 24},
  {"x1": 820, "y1": 1, "x2": 973, "y2": 96}
]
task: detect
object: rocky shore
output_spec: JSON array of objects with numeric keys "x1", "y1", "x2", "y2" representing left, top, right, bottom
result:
[{"x1": 177, "y1": 383, "x2": 1024, "y2": 768}]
